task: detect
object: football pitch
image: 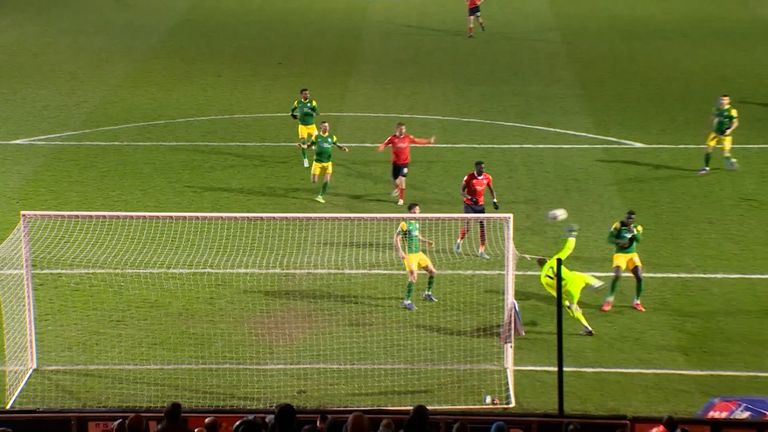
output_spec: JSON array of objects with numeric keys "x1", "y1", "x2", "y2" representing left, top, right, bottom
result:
[{"x1": 1, "y1": 0, "x2": 768, "y2": 416}]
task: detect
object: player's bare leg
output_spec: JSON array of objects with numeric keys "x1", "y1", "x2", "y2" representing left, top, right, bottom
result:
[
  {"x1": 601, "y1": 266, "x2": 622, "y2": 311},
  {"x1": 396, "y1": 176, "x2": 406, "y2": 205},
  {"x1": 422, "y1": 265, "x2": 438, "y2": 302},
  {"x1": 631, "y1": 266, "x2": 645, "y2": 312},
  {"x1": 403, "y1": 269, "x2": 418, "y2": 310},
  {"x1": 467, "y1": 16, "x2": 475, "y2": 38},
  {"x1": 477, "y1": 14, "x2": 485, "y2": 31},
  {"x1": 455, "y1": 221, "x2": 470, "y2": 253},
  {"x1": 478, "y1": 221, "x2": 490, "y2": 259}
]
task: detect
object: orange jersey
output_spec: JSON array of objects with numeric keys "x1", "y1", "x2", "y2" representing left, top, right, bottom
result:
[
  {"x1": 379, "y1": 133, "x2": 431, "y2": 165},
  {"x1": 467, "y1": 0, "x2": 481, "y2": 8},
  {"x1": 462, "y1": 172, "x2": 493, "y2": 205}
]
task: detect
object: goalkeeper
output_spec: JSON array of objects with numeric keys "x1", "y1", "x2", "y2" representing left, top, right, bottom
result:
[{"x1": 536, "y1": 225, "x2": 603, "y2": 336}]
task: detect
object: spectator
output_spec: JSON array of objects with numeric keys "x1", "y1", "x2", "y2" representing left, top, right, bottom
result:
[
  {"x1": 317, "y1": 414, "x2": 330, "y2": 432},
  {"x1": 403, "y1": 405, "x2": 429, "y2": 432},
  {"x1": 379, "y1": 419, "x2": 395, "y2": 432},
  {"x1": 565, "y1": 423, "x2": 580, "y2": 432},
  {"x1": 204, "y1": 417, "x2": 220, "y2": 432},
  {"x1": 451, "y1": 422, "x2": 467, "y2": 432},
  {"x1": 490, "y1": 422, "x2": 506, "y2": 432},
  {"x1": 127, "y1": 414, "x2": 147, "y2": 432},
  {"x1": 157, "y1": 401, "x2": 189, "y2": 432},
  {"x1": 272, "y1": 403, "x2": 298, "y2": 432},
  {"x1": 234, "y1": 417, "x2": 264, "y2": 432},
  {"x1": 112, "y1": 419, "x2": 127, "y2": 432},
  {"x1": 344, "y1": 412, "x2": 369, "y2": 432},
  {"x1": 650, "y1": 416, "x2": 687, "y2": 432}
]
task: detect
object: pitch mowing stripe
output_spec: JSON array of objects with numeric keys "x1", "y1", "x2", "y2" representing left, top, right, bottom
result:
[
  {"x1": 32, "y1": 364, "x2": 768, "y2": 378},
  {"x1": 4, "y1": 140, "x2": 768, "y2": 148},
  {"x1": 8, "y1": 112, "x2": 646, "y2": 146},
  {"x1": 0, "y1": 269, "x2": 766, "y2": 279}
]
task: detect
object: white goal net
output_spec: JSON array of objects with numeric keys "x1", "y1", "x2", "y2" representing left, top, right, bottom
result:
[{"x1": 0, "y1": 211, "x2": 516, "y2": 409}]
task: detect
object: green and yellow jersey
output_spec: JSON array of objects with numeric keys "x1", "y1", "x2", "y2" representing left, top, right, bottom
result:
[
  {"x1": 291, "y1": 98, "x2": 318, "y2": 126},
  {"x1": 310, "y1": 133, "x2": 338, "y2": 163},
  {"x1": 398, "y1": 220, "x2": 421, "y2": 254},
  {"x1": 608, "y1": 222, "x2": 643, "y2": 253},
  {"x1": 713, "y1": 105, "x2": 738, "y2": 135}
]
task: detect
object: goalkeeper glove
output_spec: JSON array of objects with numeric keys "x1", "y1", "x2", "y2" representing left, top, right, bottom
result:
[
  {"x1": 566, "y1": 224, "x2": 579, "y2": 237},
  {"x1": 492, "y1": 200, "x2": 499, "y2": 210},
  {"x1": 290, "y1": 113, "x2": 298, "y2": 120}
]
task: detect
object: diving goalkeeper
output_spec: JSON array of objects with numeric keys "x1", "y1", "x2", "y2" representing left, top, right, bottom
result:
[{"x1": 536, "y1": 225, "x2": 603, "y2": 336}]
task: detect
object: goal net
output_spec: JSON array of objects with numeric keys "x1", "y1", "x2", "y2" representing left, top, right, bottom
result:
[{"x1": 0, "y1": 211, "x2": 516, "y2": 409}]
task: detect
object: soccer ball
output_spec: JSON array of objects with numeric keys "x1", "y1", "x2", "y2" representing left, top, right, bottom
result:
[{"x1": 547, "y1": 208, "x2": 568, "y2": 221}]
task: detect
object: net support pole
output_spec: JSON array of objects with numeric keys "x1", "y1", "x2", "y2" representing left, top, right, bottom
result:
[
  {"x1": 555, "y1": 258, "x2": 564, "y2": 416},
  {"x1": 503, "y1": 214, "x2": 515, "y2": 406},
  {"x1": 8, "y1": 214, "x2": 39, "y2": 408}
]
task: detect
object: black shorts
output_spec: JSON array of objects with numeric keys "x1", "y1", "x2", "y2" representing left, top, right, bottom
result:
[
  {"x1": 468, "y1": 6, "x2": 481, "y2": 16},
  {"x1": 464, "y1": 203, "x2": 486, "y2": 214},
  {"x1": 392, "y1": 164, "x2": 409, "y2": 179}
]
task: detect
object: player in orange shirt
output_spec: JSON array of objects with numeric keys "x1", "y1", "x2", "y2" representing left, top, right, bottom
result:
[
  {"x1": 454, "y1": 161, "x2": 498, "y2": 259},
  {"x1": 467, "y1": 0, "x2": 486, "y2": 38},
  {"x1": 377, "y1": 122, "x2": 435, "y2": 205}
]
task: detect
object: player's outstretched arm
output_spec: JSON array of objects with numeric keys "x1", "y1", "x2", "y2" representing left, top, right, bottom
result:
[
  {"x1": 335, "y1": 142, "x2": 349, "y2": 152},
  {"x1": 412, "y1": 136, "x2": 435, "y2": 145},
  {"x1": 419, "y1": 234, "x2": 435, "y2": 248},
  {"x1": 290, "y1": 101, "x2": 298, "y2": 119},
  {"x1": 377, "y1": 138, "x2": 391, "y2": 152}
]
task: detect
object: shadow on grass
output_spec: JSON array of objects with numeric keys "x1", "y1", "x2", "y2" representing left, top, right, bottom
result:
[
  {"x1": 595, "y1": 159, "x2": 696, "y2": 172},
  {"x1": 351, "y1": 388, "x2": 433, "y2": 397},
  {"x1": 259, "y1": 288, "x2": 392, "y2": 309},
  {"x1": 421, "y1": 323, "x2": 499, "y2": 339},
  {"x1": 739, "y1": 100, "x2": 768, "y2": 109}
]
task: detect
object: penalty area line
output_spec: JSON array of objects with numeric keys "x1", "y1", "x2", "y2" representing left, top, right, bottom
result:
[
  {"x1": 0, "y1": 269, "x2": 766, "y2": 279},
  {"x1": 517, "y1": 366, "x2": 768, "y2": 378},
  {"x1": 31, "y1": 364, "x2": 768, "y2": 378},
  {"x1": 3, "y1": 140, "x2": 768, "y2": 148}
]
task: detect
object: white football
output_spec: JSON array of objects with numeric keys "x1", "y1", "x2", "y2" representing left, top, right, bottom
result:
[{"x1": 547, "y1": 208, "x2": 568, "y2": 221}]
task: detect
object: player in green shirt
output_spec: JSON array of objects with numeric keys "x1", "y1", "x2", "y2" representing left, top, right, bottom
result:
[
  {"x1": 290, "y1": 88, "x2": 319, "y2": 168},
  {"x1": 394, "y1": 203, "x2": 437, "y2": 311},
  {"x1": 303, "y1": 121, "x2": 348, "y2": 203},
  {"x1": 699, "y1": 95, "x2": 739, "y2": 174},
  {"x1": 601, "y1": 210, "x2": 645, "y2": 312}
]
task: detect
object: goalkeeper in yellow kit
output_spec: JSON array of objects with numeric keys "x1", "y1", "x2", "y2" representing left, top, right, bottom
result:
[{"x1": 536, "y1": 225, "x2": 603, "y2": 336}]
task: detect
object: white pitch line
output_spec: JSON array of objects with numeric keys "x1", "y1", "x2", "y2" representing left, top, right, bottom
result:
[
  {"x1": 6, "y1": 140, "x2": 768, "y2": 148},
  {"x1": 0, "y1": 268, "x2": 765, "y2": 279},
  {"x1": 9, "y1": 112, "x2": 647, "y2": 146},
  {"x1": 33, "y1": 364, "x2": 768, "y2": 378},
  {"x1": 516, "y1": 366, "x2": 768, "y2": 378}
]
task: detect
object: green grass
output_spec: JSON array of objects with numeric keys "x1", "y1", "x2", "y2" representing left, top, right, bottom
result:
[{"x1": 1, "y1": 0, "x2": 767, "y2": 416}]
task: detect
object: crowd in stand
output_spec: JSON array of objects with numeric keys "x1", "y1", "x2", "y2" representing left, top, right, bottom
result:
[{"x1": 108, "y1": 401, "x2": 688, "y2": 432}]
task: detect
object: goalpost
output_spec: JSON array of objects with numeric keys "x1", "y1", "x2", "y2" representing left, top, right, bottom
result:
[{"x1": 0, "y1": 211, "x2": 516, "y2": 409}]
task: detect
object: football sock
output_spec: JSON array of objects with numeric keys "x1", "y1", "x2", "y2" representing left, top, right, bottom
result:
[
  {"x1": 458, "y1": 227, "x2": 467, "y2": 240},
  {"x1": 427, "y1": 275, "x2": 435, "y2": 293},
  {"x1": 405, "y1": 281, "x2": 414, "y2": 301},
  {"x1": 572, "y1": 306, "x2": 591, "y2": 330},
  {"x1": 608, "y1": 278, "x2": 619, "y2": 297},
  {"x1": 634, "y1": 278, "x2": 644, "y2": 301},
  {"x1": 300, "y1": 141, "x2": 308, "y2": 160},
  {"x1": 468, "y1": 26, "x2": 473, "y2": 35},
  {"x1": 704, "y1": 152, "x2": 711, "y2": 167},
  {"x1": 398, "y1": 187, "x2": 405, "y2": 200},
  {"x1": 320, "y1": 181, "x2": 329, "y2": 196}
]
